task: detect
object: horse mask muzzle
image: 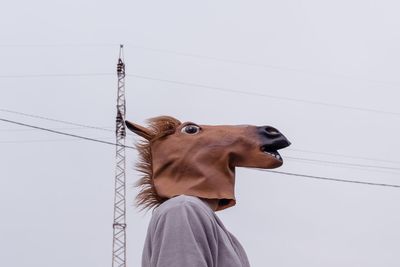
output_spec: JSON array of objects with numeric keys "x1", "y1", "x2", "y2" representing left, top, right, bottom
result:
[{"x1": 126, "y1": 117, "x2": 290, "y2": 211}]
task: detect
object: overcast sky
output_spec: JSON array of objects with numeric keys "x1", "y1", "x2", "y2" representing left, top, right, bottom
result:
[{"x1": 1, "y1": 1, "x2": 400, "y2": 266}]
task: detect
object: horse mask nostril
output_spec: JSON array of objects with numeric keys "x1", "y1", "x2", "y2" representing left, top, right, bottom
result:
[
  {"x1": 258, "y1": 125, "x2": 290, "y2": 150},
  {"x1": 264, "y1": 126, "x2": 280, "y2": 136}
]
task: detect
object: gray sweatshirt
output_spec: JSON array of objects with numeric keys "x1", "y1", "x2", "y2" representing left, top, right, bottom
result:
[{"x1": 142, "y1": 195, "x2": 251, "y2": 267}]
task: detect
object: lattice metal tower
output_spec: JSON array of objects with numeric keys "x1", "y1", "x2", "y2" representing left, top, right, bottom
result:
[{"x1": 112, "y1": 44, "x2": 127, "y2": 267}]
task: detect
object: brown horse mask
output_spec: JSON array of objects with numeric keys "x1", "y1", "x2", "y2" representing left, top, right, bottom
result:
[{"x1": 126, "y1": 116, "x2": 290, "y2": 211}]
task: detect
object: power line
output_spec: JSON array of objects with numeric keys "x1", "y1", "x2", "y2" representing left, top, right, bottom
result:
[
  {"x1": 259, "y1": 169, "x2": 400, "y2": 188},
  {"x1": 0, "y1": 137, "x2": 136, "y2": 144},
  {"x1": 1, "y1": 131, "x2": 398, "y2": 174},
  {"x1": 0, "y1": 138, "x2": 113, "y2": 144},
  {"x1": 287, "y1": 148, "x2": 400, "y2": 165},
  {"x1": 8, "y1": 131, "x2": 396, "y2": 173},
  {"x1": 0, "y1": 126, "x2": 112, "y2": 132},
  {"x1": 125, "y1": 44, "x2": 400, "y2": 88},
  {"x1": 0, "y1": 108, "x2": 136, "y2": 136},
  {"x1": 0, "y1": 73, "x2": 113, "y2": 78},
  {"x1": 1, "y1": 117, "x2": 400, "y2": 189},
  {"x1": 0, "y1": 43, "x2": 118, "y2": 47},
  {"x1": 0, "y1": 108, "x2": 113, "y2": 132},
  {"x1": 128, "y1": 74, "x2": 400, "y2": 117},
  {"x1": 1, "y1": 72, "x2": 399, "y2": 116},
  {"x1": 3, "y1": 121, "x2": 395, "y2": 166},
  {"x1": 0, "y1": 118, "x2": 134, "y2": 149},
  {"x1": 4, "y1": 42, "x2": 397, "y2": 88},
  {"x1": 285, "y1": 157, "x2": 400, "y2": 176},
  {"x1": 284, "y1": 157, "x2": 400, "y2": 176},
  {"x1": 1, "y1": 108, "x2": 398, "y2": 172},
  {"x1": 285, "y1": 156, "x2": 400, "y2": 171}
]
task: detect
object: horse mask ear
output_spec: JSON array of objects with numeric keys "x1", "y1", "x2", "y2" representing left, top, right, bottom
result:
[{"x1": 125, "y1": 120, "x2": 153, "y2": 140}]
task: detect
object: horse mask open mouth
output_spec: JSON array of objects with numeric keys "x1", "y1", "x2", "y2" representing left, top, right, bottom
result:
[{"x1": 126, "y1": 116, "x2": 290, "y2": 211}]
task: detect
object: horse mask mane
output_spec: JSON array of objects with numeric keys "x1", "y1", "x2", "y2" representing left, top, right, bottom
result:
[{"x1": 126, "y1": 116, "x2": 290, "y2": 211}]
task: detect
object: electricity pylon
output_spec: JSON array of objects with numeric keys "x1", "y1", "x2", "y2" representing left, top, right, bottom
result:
[{"x1": 112, "y1": 44, "x2": 127, "y2": 267}]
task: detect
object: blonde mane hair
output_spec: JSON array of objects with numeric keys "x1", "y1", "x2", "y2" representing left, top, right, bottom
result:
[{"x1": 135, "y1": 116, "x2": 181, "y2": 210}]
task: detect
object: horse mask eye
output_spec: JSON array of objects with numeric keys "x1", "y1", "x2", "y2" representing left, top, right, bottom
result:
[{"x1": 181, "y1": 124, "x2": 200, "y2": 134}]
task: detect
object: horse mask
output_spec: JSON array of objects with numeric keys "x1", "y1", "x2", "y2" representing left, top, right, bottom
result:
[{"x1": 126, "y1": 116, "x2": 290, "y2": 211}]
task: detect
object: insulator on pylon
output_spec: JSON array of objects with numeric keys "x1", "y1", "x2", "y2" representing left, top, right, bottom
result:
[
  {"x1": 116, "y1": 110, "x2": 123, "y2": 123},
  {"x1": 117, "y1": 59, "x2": 124, "y2": 73}
]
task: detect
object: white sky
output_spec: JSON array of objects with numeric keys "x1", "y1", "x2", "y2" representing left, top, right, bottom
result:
[{"x1": 1, "y1": 1, "x2": 399, "y2": 266}]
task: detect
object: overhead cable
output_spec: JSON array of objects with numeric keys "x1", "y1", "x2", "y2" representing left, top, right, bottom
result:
[
  {"x1": 0, "y1": 72, "x2": 398, "y2": 116},
  {"x1": 1, "y1": 117, "x2": 400, "y2": 189},
  {"x1": 0, "y1": 73, "x2": 113, "y2": 78},
  {"x1": 258, "y1": 170, "x2": 400, "y2": 188},
  {"x1": 0, "y1": 43, "x2": 117, "y2": 47},
  {"x1": 0, "y1": 108, "x2": 135, "y2": 136},
  {"x1": 127, "y1": 74, "x2": 400, "y2": 117},
  {"x1": 124, "y1": 44, "x2": 400, "y2": 88},
  {"x1": 0, "y1": 126, "x2": 107, "y2": 132},
  {"x1": 287, "y1": 148, "x2": 400, "y2": 165},
  {"x1": 285, "y1": 156, "x2": 400, "y2": 171},
  {"x1": 1, "y1": 109, "x2": 398, "y2": 172},
  {"x1": 0, "y1": 108, "x2": 113, "y2": 132},
  {"x1": 0, "y1": 138, "x2": 112, "y2": 144},
  {"x1": 2, "y1": 42, "x2": 397, "y2": 87},
  {"x1": 0, "y1": 118, "x2": 134, "y2": 149}
]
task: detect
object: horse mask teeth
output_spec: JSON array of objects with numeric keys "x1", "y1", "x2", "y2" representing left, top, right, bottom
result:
[{"x1": 126, "y1": 116, "x2": 290, "y2": 211}]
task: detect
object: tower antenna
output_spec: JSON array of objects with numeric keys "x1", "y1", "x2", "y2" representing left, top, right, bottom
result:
[{"x1": 112, "y1": 44, "x2": 127, "y2": 267}]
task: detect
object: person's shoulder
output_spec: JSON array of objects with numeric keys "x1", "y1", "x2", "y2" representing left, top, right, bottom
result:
[{"x1": 153, "y1": 195, "x2": 214, "y2": 221}]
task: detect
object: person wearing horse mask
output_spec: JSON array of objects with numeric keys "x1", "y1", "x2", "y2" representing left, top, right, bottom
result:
[{"x1": 126, "y1": 116, "x2": 290, "y2": 267}]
